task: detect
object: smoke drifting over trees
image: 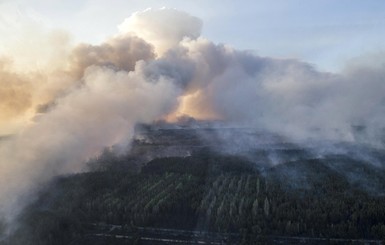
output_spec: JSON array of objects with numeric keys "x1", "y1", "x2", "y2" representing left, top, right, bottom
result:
[{"x1": 0, "y1": 8, "x2": 385, "y2": 225}]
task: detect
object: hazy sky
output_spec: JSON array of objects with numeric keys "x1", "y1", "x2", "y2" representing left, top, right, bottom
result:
[{"x1": 1, "y1": 0, "x2": 385, "y2": 71}]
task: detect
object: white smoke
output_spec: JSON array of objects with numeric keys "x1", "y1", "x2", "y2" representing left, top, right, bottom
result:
[
  {"x1": 0, "y1": 8, "x2": 197, "y2": 222},
  {"x1": 0, "y1": 64, "x2": 180, "y2": 222},
  {"x1": 1, "y1": 7, "x2": 385, "y2": 226},
  {"x1": 167, "y1": 38, "x2": 385, "y2": 145},
  {"x1": 118, "y1": 8, "x2": 202, "y2": 55}
]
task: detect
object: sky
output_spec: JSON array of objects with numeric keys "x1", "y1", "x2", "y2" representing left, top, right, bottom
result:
[{"x1": 1, "y1": 0, "x2": 385, "y2": 72}]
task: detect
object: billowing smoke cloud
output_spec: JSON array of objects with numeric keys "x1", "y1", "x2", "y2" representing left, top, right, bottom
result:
[
  {"x1": 0, "y1": 7, "x2": 74, "y2": 135},
  {"x1": 0, "y1": 64, "x2": 179, "y2": 221},
  {"x1": 118, "y1": 8, "x2": 202, "y2": 55},
  {"x1": 69, "y1": 34, "x2": 155, "y2": 78},
  {"x1": 0, "y1": 17, "x2": 155, "y2": 134},
  {"x1": 0, "y1": 8, "x2": 195, "y2": 223},
  {"x1": 166, "y1": 38, "x2": 385, "y2": 145},
  {"x1": 0, "y1": 61, "x2": 32, "y2": 121},
  {"x1": 1, "y1": 7, "x2": 385, "y2": 227}
]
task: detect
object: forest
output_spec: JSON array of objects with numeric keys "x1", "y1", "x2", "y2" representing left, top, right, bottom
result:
[
  {"x1": 1, "y1": 126, "x2": 385, "y2": 244},
  {"x1": 1, "y1": 146, "x2": 385, "y2": 244}
]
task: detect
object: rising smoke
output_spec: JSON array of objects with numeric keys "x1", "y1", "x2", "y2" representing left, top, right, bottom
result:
[{"x1": 0, "y1": 7, "x2": 385, "y2": 225}]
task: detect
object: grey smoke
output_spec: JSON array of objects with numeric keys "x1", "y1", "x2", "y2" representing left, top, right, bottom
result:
[
  {"x1": 1, "y1": 7, "x2": 385, "y2": 228},
  {"x1": 69, "y1": 34, "x2": 155, "y2": 78}
]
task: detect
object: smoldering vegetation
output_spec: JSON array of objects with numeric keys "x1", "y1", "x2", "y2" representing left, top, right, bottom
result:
[{"x1": 127, "y1": 121, "x2": 385, "y2": 195}]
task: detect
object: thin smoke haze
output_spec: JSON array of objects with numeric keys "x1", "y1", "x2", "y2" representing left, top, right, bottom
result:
[{"x1": 0, "y1": 8, "x2": 385, "y2": 226}]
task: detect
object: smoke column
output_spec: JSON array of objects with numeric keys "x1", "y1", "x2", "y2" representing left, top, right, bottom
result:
[{"x1": 1, "y1": 8, "x2": 385, "y2": 225}]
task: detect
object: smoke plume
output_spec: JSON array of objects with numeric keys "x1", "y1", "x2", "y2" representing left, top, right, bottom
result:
[
  {"x1": 1, "y1": 7, "x2": 385, "y2": 226},
  {"x1": 118, "y1": 8, "x2": 202, "y2": 55}
]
